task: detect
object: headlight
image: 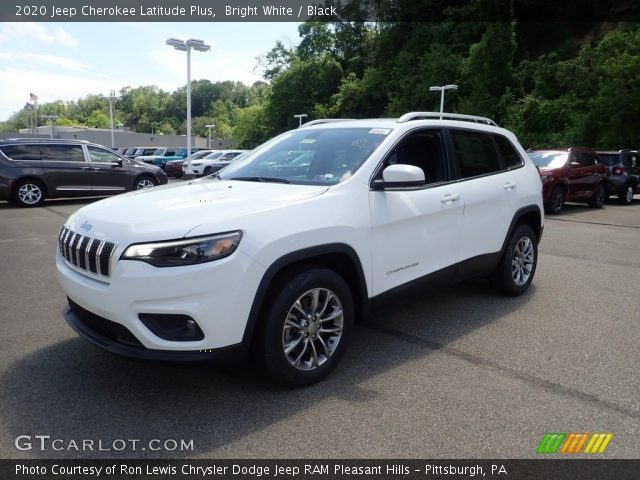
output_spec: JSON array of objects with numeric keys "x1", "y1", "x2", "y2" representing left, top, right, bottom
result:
[
  {"x1": 121, "y1": 231, "x2": 242, "y2": 267},
  {"x1": 192, "y1": 161, "x2": 202, "y2": 166}
]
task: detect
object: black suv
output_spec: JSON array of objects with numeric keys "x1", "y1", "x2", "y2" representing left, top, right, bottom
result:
[
  {"x1": 596, "y1": 149, "x2": 639, "y2": 204},
  {"x1": 0, "y1": 139, "x2": 168, "y2": 207}
]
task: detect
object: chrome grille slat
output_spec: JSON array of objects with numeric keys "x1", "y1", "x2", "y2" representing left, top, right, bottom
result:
[{"x1": 57, "y1": 226, "x2": 116, "y2": 279}]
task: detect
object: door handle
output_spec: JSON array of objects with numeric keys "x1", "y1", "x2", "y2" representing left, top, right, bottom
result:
[
  {"x1": 440, "y1": 193, "x2": 460, "y2": 203},
  {"x1": 504, "y1": 181, "x2": 518, "y2": 190},
  {"x1": 81, "y1": 166, "x2": 91, "y2": 171}
]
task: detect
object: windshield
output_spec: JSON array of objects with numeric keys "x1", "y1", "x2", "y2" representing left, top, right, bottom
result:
[
  {"x1": 153, "y1": 148, "x2": 164, "y2": 155},
  {"x1": 529, "y1": 151, "x2": 568, "y2": 169},
  {"x1": 218, "y1": 128, "x2": 388, "y2": 185},
  {"x1": 204, "y1": 151, "x2": 224, "y2": 160}
]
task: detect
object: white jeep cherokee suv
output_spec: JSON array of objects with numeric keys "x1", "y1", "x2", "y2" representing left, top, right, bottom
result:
[{"x1": 56, "y1": 112, "x2": 543, "y2": 386}]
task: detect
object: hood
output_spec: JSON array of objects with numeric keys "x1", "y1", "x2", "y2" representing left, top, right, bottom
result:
[{"x1": 65, "y1": 179, "x2": 329, "y2": 244}]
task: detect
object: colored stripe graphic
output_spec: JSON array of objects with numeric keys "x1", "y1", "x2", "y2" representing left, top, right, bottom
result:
[
  {"x1": 537, "y1": 433, "x2": 566, "y2": 454},
  {"x1": 584, "y1": 433, "x2": 613, "y2": 454},
  {"x1": 560, "y1": 433, "x2": 589, "y2": 453}
]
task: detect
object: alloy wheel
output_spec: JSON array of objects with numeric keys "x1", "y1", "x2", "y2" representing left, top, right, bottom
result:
[
  {"x1": 18, "y1": 183, "x2": 43, "y2": 205},
  {"x1": 136, "y1": 179, "x2": 155, "y2": 189},
  {"x1": 511, "y1": 237, "x2": 534, "y2": 287},
  {"x1": 282, "y1": 288, "x2": 344, "y2": 371}
]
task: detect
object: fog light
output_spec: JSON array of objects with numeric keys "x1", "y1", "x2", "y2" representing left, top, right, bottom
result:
[{"x1": 138, "y1": 313, "x2": 204, "y2": 341}]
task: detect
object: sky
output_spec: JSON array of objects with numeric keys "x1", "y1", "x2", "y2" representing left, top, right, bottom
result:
[{"x1": 0, "y1": 22, "x2": 302, "y2": 121}]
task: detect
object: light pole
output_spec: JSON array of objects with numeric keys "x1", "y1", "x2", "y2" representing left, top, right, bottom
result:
[
  {"x1": 429, "y1": 84, "x2": 458, "y2": 118},
  {"x1": 205, "y1": 124, "x2": 215, "y2": 149},
  {"x1": 166, "y1": 38, "x2": 211, "y2": 162},
  {"x1": 41, "y1": 115, "x2": 58, "y2": 139},
  {"x1": 294, "y1": 113, "x2": 308, "y2": 127},
  {"x1": 101, "y1": 91, "x2": 122, "y2": 149}
]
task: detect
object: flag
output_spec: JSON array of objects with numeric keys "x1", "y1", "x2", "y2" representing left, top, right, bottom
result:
[{"x1": 30, "y1": 92, "x2": 38, "y2": 102}]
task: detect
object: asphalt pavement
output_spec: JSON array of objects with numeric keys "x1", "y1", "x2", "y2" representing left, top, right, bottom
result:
[{"x1": 0, "y1": 192, "x2": 638, "y2": 459}]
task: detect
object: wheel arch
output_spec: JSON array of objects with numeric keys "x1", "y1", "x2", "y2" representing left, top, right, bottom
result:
[
  {"x1": 500, "y1": 205, "x2": 543, "y2": 254},
  {"x1": 12, "y1": 176, "x2": 50, "y2": 198},
  {"x1": 242, "y1": 243, "x2": 369, "y2": 350}
]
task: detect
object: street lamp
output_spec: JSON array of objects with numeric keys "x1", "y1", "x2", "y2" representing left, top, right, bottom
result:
[
  {"x1": 205, "y1": 124, "x2": 215, "y2": 149},
  {"x1": 101, "y1": 91, "x2": 122, "y2": 149},
  {"x1": 40, "y1": 115, "x2": 58, "y2": 139},
  {"x1": 166, "y1": 37, "x2": 211, "y2": 161},
  {"x1": 294, "y1": 113, "x2": 308, "y2": 127},
  {"x1": 429, "y1": 84, "x2": 458, "y2": 118}
]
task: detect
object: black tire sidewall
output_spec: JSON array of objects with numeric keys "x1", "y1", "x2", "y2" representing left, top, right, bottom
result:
[
  {"x1": 498, "y1": 225, "x2": 538, "y2": 296},
  {"x1": 261, "y1": 268, "x2": 354, "y2": 387},
  {"x1": 621, "y1": 184, "x2": 634, "y2": 205},
  {"x1": 548, "y1": 186, "x2": 564, "y2": 214}
]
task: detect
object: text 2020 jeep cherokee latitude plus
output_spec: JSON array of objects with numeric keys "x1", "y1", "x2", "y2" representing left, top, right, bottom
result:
[{"x1": 56, "y1": 112, "x2": 544, "y2": 386}]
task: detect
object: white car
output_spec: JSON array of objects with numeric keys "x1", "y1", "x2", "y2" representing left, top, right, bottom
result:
[
  {"x1": 56, "y1": 112, "x2": 543, "y2": 386},
  {"x1": 182, "y1": 150, "x2": 246, "y2": 177}
]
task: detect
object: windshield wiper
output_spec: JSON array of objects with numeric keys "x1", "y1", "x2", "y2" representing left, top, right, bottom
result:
[{"x1": 228, "y1": 176, "x2": 290, "y2": 184}]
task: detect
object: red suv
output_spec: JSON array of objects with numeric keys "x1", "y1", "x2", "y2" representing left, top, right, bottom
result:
[{"x1": 528, "y1": 148, "x2": 607, "y2": 214}]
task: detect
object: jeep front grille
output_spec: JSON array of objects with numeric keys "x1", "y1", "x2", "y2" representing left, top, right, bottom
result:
[{"x1": 58, "y1": 226, "x2": 116, "y2": 277}]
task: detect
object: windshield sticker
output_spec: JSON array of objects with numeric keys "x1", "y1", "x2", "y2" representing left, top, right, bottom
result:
[{"x1": 369, "y1": 128, "x2": 391, "y2": 135}]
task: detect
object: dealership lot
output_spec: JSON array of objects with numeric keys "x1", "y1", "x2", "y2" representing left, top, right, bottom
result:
[{"x1": 0, "y1": 192, "x2": 638, "y2": 459}]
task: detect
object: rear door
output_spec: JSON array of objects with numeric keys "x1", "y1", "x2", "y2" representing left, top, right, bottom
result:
[
  {"x1": 41, "y1": 144, "x2": 92, "y2": 195},
  {"x1": 449, "y1": 128, "x2": 516, "y2": 261},
  {"x1": 85, "y1": 145, "x2": 132, "y2": 192}
]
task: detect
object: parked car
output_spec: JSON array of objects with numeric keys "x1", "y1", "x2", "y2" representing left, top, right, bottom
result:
[
  {"x1": 165, "y1": 150, "x2": 214, "y2": 178},
  {"x1": 183, "y1": 150, "x2": 246, "y2": 177},
  {"x1": 127, "y1": 147, "x2": 156, "y2": 160},
  {"x1": 596, "y1": 149, "x2": 639, "y2": 204},
  {"x1": 202, "y1": 150, "x2": 250, "y2": 175},
  {"x1": 135, "y1": 147, "x2": 167, "y2": 165},
  {"x1": 0, "y1": 138, "x2": 168, "y2": 207},
  {"x1": 528, "y1": 147, "x2": 607, "y2": 214},
  {"x1": 56, "y1": 112, "x2": 543, "y2": 386}
]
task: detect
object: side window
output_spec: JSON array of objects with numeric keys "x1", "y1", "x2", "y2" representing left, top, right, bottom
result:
[
  {"x1": 87, "y1": 146, "x2": 121, "y2": 163},
  {"x1": 0, "y1": 145, "x2": 41, "y2": 160},
  {"x1": 577, "y1": 152, "x2": 596, "y2": 167},
  {"x1": 493, "y1": 135, "x2": 523, "y2": 169},
  {"x1": 382, "y1": 129, "x2": 447, "y2": 185},
  {"x1": 41, "y1": 145, "x2": 85, "y2": 162},
  {"x1": 451, "y1": 129, "x2": 501, "y2": 179},
  {"x1": 165, "y1": 149, "x2": 176, "y2": 156}
]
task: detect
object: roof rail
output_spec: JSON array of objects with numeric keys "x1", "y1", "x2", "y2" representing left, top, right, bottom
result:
[
  {"x1": 299, "y1": 119, "x2": 356, "y2": 128},
  {"x1": 397, "y1": 112, "x2": 498, "y2": 126}
]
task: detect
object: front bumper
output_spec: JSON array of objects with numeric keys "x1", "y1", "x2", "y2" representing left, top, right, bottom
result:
[
  {"x1": 56, "y1": 246, "x2": 265, "y2": 354},
  {"x1": 63, "y1": 300, "x2": 244, "y2": 363}
]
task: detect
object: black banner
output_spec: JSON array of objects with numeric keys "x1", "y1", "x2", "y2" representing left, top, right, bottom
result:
[
  {"x1": 2, "y1": 459, "x2": 639, "y2": 480},
  {"x1": 1, "y1": 0, "x2": 639, "y2": 22}
]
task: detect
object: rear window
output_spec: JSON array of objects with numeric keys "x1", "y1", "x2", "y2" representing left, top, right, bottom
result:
[
  {"x1": 597, "y1": 153, "x2": 620, "y2": 166},
  {"x1": 0, "y1": 145, "x2": 41, "y2": 160},
  {"x1": 493, "y1": 135, "x2": 523, "y2": 169},
  {"x1": 529, "y1": 151, "x2": 568, "y2": 169}
]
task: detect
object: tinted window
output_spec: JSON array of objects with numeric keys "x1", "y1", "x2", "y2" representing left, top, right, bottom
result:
[
  {"x1": 598, "y1": 153, "x2": 620, "y2": 166},
  {"x1": 0, "y1": 145, "x2": 41, "y2": 160},
  {"x1": 623, "y1": 153, "x2": 638, "y2": 168},
  {"x1": 88, "y1": 146, "x2": 121, "y2": 163},
  {"x1": 41, "y1": 145, "x2": 85, "y2": 162},
  {"x1": 493, "y1": 135, "x2": 523, "y2": 169},
  {"x1": 142, "y1": 148, "x2": 156, "y2": 156},
  {"x1": 576, "y1": 152, "x2": 596, "y2": 167},
  {"x1": 451, "y1": 130, "x2": 501, "y2": 178},
  {"x1": 383, "y1": 129, "x2": 447, "y2": 184}
]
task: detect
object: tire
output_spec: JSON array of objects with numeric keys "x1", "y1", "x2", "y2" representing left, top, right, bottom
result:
[
  {"x1": 134, "y1": 175, "x2": 157, "y2": 190},
  {"x1": 12, "y1": 179, "x2": 46, "y2": 207},
  {"x1": 491, "y1": 224, "x2": 538, "y2": 296},
  {"x1": 619, "y1": 183, "x2": 634, "y2": 205},
  {"x1": 258, "y1": 267, "x2": 354, "y2": 387},
  {"x1": 588, "y1": 183, "x2": 606, "y2": 208},
  {"x1": 203, "y1": 166, "x2": 211, "y2": 177},
  {"x1": 545, "y1": 185, "x2": 565, "y2": 215}
]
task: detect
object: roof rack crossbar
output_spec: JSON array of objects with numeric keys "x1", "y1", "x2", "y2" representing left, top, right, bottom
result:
[
  {"x1": 397, "y1": 112, "x2": 498, "y2": 126},
  {"x1": 299, "y1": 119, "x2": 356, "y2": 128}
]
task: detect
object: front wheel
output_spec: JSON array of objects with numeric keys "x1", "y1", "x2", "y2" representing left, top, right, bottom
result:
[
  {"x1": 491, "y1": 224, "x2": 538, "y2": 296},
  {"x1": 588, "y1": 183, "x2": 606, "y2": 208},
  {"x1": 135, "y1": 176, "x2": 157, "y2": 190},
  {"x1": 620, "y1": 183, "x2": 634, "y2": 205},
  {"x1": 258, "y1": 268, "x2": 354, "y2": 386},
  {"x1": 13, "y1": 179, "x2": 46, "y2": 207},
  {"x1": 546, "y1": 186, "x2": 565, "y2": 215}
]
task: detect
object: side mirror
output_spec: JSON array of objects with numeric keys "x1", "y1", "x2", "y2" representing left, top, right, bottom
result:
[
  {"x1": 116, "y1": 159, "x2": 123, "y2": 167},
  {"x1": 373, "y1": 164, "x2": 425, "y2": 189}
]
